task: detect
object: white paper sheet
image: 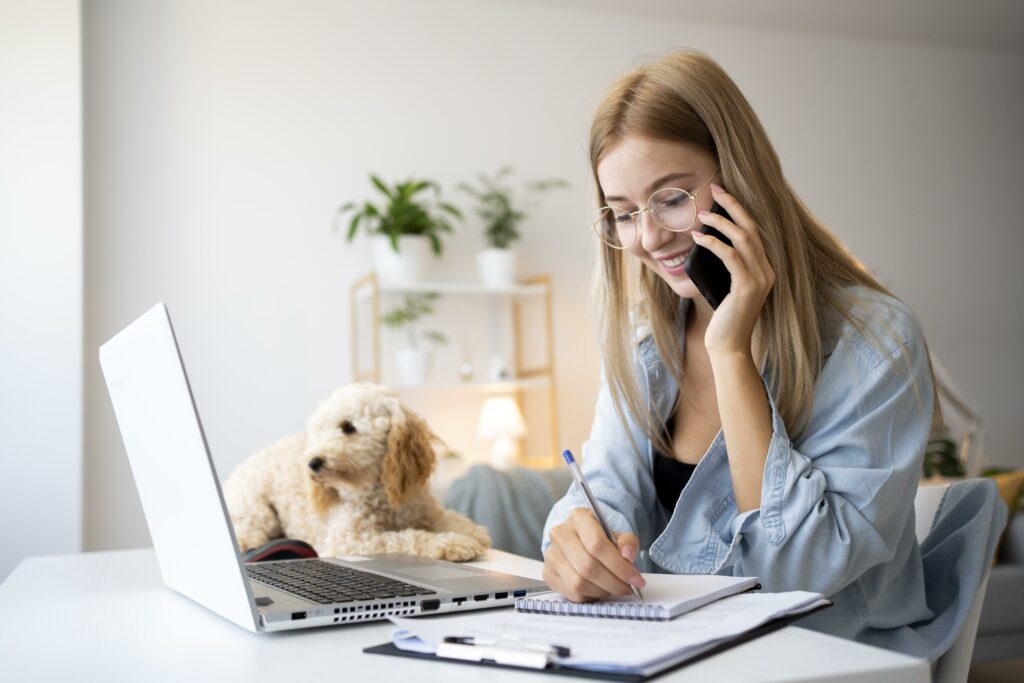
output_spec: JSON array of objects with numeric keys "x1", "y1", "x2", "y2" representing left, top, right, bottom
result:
[{"x1": 390, "y1": 590, "x2": 829, "y2": 675}]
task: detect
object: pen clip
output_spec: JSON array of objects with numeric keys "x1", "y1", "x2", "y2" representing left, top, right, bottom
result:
[{"x1": 444, "y1": 635, "x2": 571, "y2": 658}]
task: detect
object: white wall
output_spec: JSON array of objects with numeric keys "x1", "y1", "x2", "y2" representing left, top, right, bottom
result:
[
  {"x1": 83, "y1": 0, "x2": 1024, "y2": 551},
  {"x1": 0, "y1": 0, "x2": 83, "y2": 580}
]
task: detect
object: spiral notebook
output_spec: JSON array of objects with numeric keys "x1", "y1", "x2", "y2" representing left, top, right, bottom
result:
[{"x1": 515, "y1": 573, "x2": 761, "y2": 621}]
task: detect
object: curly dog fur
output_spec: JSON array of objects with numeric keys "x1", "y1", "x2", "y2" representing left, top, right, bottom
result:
[{"x1": 224, "y1": 384, "x2": 491, "y2": 561}]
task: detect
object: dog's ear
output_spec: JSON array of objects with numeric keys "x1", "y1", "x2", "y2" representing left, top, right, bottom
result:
[
  {"x1": 308, "y1": 475, "x2": 339, "y2": 514},
  {"x1": 380, "y1": 407, "x2": 439, "y2": 508}
]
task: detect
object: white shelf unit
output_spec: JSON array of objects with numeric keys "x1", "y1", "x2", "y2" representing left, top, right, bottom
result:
[
  {"x1": 393, "y1": 375, "x2": 551, "y2": 395},
  {"x1": 355, "y1": 281, "x2": 549, "y2": 300},
  {"x1": 349, "y1": 272, "x2": 560, "y2": 468}
]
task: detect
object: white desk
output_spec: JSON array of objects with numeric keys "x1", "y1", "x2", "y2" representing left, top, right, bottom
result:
[{"x1": 0, "y1": 548, "x2": 930, "y2": 682}]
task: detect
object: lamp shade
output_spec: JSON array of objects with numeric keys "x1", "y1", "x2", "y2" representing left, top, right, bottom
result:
[{"x1": 476, "y1": 396, "x2": 527, "y2": 440}]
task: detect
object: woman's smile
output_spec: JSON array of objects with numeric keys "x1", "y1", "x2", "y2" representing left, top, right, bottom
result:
[{"x1": 657, "y1": 249, "x2": 690, "y2": 276}]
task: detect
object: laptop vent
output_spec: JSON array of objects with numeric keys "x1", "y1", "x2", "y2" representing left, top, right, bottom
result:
[{"x1": 331, "y1": 601, "x2": 419, "y2": 624}]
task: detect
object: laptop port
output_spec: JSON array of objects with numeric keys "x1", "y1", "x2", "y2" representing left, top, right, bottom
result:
[
  {"x1": 452, "y1": 596, "x2": 467, "y2": 606},
  {"x1": 473, "y1": 594, "x2": 488, "y2": 601},
  {"x1": 420, "y1": 599, "x2": 441, "y2": 612},
  {"x1": 513, "y1": 590, "x2": 527, "y2": 598},
  {"x1": 291, "y1": 611, "x2": 307, "y2": 621},
  {"x1": 494, "y1": 592, "x2": 508, "y2": 600}
]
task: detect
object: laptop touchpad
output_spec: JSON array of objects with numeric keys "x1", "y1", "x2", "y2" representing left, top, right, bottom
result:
[{"x1": 401, "y1": 566, "x2": 481, "y2": 581}]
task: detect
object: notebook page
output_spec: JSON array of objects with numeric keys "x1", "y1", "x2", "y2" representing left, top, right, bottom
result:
[{"x1": 516, "y1": 572, "x2": 760, "y2": 619}]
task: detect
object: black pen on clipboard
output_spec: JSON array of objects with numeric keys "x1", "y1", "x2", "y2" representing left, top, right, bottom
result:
[{"x1": 561, "y1": 449, "x2": 645, "y2": 603}]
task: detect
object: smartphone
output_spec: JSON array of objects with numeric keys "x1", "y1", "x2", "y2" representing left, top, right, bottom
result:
[{"x1": 683, "y1": 202, "x2": 733, "y2": 309}]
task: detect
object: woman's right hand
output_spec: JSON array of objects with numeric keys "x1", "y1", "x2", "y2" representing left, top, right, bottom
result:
[{"x1": 542, "y1": 507, "x2": 646, "y2": 602}]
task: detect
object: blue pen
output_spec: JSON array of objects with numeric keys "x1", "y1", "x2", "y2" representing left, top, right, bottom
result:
[{"x1": 562, "y1": 449, "x2": 644, "y2": 603}]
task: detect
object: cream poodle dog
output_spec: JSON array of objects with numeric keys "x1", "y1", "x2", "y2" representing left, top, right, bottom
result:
[{"x1": 224, "y1": 384, "x2": 490, "y2": 561}]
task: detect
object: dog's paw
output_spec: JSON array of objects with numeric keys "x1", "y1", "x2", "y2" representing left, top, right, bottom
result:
[
  {"x1": 466, "y1": 523, "x2": 492, "y2": 550},
  {"x1": 434, "y1": 532, "x2": 488, "y2": 562}
]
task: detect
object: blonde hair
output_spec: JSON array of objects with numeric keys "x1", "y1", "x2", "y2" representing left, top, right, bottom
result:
[{"x1": 590, "y1": 49, "x2": 940, "y2": 455}]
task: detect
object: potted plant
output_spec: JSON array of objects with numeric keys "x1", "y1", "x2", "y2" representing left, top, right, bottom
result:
[
  {"x1": 335, "y1": 174, "x2": 462, "y2": 285},
  {"x1": 923, "y1": 429, "x2": 965, "y2": 479},
  {"x1": 458, "y1": 167, "x2": 568, "y2": 286},
  {"x1": 381, "y1": 292, "x2": 447, "y2": 385}
]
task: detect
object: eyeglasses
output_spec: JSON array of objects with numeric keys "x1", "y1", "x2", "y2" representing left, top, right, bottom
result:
[{"x1": 590, "y1": 168, "x2": 720, "y2": 250}]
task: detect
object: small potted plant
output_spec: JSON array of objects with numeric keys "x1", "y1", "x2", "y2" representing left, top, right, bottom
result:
[
  {"x1": 922, "y1": 428, "x2": 965, "y2": 479},
  {"x1": 381, "y1": 292, "x2": 447, "y2": 386},
  {"x1": 335, "y1": 175, "x2": 462, "y2": 286},
  {"x1": 458, "y1": 167, "x2": 568, "y2": 286}
]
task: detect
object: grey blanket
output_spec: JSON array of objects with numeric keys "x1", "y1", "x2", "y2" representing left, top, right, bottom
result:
[{"x1": 444, "y1": 464, "x2": 571, "y2": 561}]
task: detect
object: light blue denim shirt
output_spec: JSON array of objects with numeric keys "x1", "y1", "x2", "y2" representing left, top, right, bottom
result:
[{"x1": 543, "y1": 287, "x2": 937, "y2": 654}]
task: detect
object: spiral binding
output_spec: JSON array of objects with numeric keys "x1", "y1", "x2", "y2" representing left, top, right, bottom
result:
[{"x1": 515, "y1": 597, "x2": 664, "y2": 621}]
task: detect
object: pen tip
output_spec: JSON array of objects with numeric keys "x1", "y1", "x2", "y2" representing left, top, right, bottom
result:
[{"x1": 562, "y1": 450, "x2": 574, "y2": 464}]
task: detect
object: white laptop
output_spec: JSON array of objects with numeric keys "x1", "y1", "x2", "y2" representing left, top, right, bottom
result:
[{"x1": 99, "y1": 303, "x2": 548, "y2": 633}]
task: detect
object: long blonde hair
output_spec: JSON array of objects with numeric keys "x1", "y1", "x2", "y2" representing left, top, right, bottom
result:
[{"x1": 590, "y1": 49, "x2": 939, "y2": 455}]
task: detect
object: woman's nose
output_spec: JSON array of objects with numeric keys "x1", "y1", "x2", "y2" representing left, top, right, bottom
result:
[{"x1": 638, "y1": 211, "x2": 671, "y2": 253}]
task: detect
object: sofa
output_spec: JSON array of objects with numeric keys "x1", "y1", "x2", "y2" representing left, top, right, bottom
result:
[{"x1": 974, "y1": 509, "x2": 1024, "y2": 662}]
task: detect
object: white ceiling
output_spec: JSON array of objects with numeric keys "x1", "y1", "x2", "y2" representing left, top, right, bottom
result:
[{"x1": 488, "y1": 0, "x2": 1024, "y2": 55}]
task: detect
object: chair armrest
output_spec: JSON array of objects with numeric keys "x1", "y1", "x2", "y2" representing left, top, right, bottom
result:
[{"x1": 1000, "y1": 511, "x2": 1024, "y2": 564}]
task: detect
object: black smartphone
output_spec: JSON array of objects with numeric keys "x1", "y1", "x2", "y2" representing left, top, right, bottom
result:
[{"x1": 683, "y1": 202, "x2": 733, "y2": 309}]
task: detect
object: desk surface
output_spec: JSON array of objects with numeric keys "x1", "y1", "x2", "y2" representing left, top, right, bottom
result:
[{"x1": 0, "y1": 548, "x2": 930, "y2": 682}]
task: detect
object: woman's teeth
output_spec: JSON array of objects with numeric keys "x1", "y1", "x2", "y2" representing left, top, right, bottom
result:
[{"x1": 662, "y1": 254, "x2": 687, "y2": 268}]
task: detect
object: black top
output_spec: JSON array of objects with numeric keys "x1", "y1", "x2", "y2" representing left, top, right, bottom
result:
[{"x1": 653, "y1": 412, "x2": 698, "y2": 513}]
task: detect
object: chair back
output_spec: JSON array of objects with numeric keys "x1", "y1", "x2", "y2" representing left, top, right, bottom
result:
[
  {"x1": 914, "y1": 481, "x2": 994, "y2": 683},
  {"x1": 915, "y1": 482, "x2": 950, "y2": 543}
]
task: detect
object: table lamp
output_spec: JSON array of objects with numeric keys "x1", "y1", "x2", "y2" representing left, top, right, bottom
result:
[{"x1": 476, "y1": 396, "x2": 527, "y2": 469}]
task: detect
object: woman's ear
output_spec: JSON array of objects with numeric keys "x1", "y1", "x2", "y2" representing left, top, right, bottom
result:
[
  {"x1": 380, "y1": 407, "x2": 439, "y2": 508},
  {"x1": 308, "y1": 475, "x2": 339, "y2": 514}
]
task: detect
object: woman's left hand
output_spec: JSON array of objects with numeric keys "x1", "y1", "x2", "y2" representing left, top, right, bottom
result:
[{"x1": 692, "y1": 184, "x2": 775, "y2": 358}]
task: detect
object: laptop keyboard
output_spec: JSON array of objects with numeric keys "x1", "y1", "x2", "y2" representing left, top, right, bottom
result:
[{"x1": 245, "y1": 559, "x2": 437, "y2": 605}]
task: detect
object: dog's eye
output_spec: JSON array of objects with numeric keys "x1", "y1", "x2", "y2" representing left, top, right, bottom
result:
[{"x1": 339, "y1": 420, "x2": 357, "y2": 435}]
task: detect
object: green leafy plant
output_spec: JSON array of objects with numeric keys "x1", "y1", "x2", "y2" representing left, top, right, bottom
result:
[
  {"x1": 335, "y1": 175, "x2": 462, "y2": 255},
  {"x1": 923, "y1": 429, "x2": 965, "y2": 478},
  {"x1": 458, "y1": 166, "x2": 569, "y2": 249},
  {"x1": 381, "y1": 293, "x2": 447, "y2": 349}
]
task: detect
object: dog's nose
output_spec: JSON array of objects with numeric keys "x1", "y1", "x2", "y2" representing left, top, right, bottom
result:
[{"x1": 308, "y1": 457, "x2": 325, "y2": 472}]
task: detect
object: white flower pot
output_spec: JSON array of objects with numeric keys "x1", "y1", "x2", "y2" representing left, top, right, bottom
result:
[
  {"x1": 476, "y1": 248, "x2": 518, "y2": 287},
  {"x1": 372, "y1": 234, "x2": 431, "y2": 286},
  {"x1": 395, "y1": 348, "x2": 432, "y2": 386}
]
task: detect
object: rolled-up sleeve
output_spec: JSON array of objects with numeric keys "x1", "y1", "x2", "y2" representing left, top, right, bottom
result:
[{"x1": 717, "y1": 337, "x2": 933, "y2": 595}]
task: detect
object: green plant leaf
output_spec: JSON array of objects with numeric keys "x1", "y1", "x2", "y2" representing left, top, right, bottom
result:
[
  {"x1": 459, "y1": 167, "x2": 568, "y2": 248},
  {"x1": 346, "y1": 212, "x2": 363, "y2": 241},
  {"x1": 333, "y1": 174, "x2": 460, "y2": 253},
  {"x1": 438, "y1": 202, "x2": 463, "y2": 218},
  {"x1": 423, "y1": 330, "x2": 447, "y2": 345},
  {"x1": 456, "y1": 182, "x2": 480, "y2": 198},
  {"x1": 370, "y1": 174, "x2": 392, "y2": 199},
  {"x1": 527, "y1": 178, "x2": 571, "y2": 192}
]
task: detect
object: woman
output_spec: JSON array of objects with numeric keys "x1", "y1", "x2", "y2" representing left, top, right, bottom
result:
[{"x1": 542, "y1": 49, "x2": 940, "y2": 651}]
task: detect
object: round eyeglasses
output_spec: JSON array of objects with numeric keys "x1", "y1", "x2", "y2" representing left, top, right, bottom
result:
[{"x1": 590, "y1": 168, "x2": 720, "y2": 249}]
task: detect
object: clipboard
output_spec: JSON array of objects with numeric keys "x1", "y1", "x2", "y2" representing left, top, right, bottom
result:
[{"x1": 364, "y1": 602, "x2": 831, "y2": 682}]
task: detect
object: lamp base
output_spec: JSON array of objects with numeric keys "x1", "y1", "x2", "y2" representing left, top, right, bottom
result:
[{"x1": 489, "y1": 437, "x2": 519, "y2": 470}]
